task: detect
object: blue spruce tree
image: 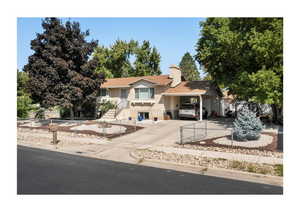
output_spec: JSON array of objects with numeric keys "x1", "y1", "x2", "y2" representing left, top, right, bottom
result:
[{"x1": 233, "y1": 107, "x2": 263, "y2": 141}]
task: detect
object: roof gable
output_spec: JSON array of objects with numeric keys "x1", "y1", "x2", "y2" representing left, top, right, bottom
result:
[{"x1": 101, "y1": 75, "x2": 172, "y2": 88}]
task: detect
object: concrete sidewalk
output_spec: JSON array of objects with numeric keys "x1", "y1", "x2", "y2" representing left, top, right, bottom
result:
[{"x1": 140, "y1": 146, "x2": 283, "y2": 165}]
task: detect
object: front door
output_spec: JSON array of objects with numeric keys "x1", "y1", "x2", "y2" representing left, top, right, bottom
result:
[{"x1": 120, "y1": 89, "x2": 128, "y2": 108}]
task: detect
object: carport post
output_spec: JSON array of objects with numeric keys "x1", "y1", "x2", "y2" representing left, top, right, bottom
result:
[{"x1": 199, "y1": 95, "x2": 203, "y2": 121}]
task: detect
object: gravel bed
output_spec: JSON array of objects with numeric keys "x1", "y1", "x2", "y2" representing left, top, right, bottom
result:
[
  {"x1": 135, "y1": 149, "x2": 281, "y2": 176},
  {"x1": 174, "y1": 132, "x2": 282, "y2": 159},
  {"x1": 70, "y1": 124, "x2": 126, "y2": 134},
  {"x1": 213, "y1": 134, "x2": 273, "y2": 148},
  {"x1": 17, "y1": 120, "x2": 143, "y2": 139}
]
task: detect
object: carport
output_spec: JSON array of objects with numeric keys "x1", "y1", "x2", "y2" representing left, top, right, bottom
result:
[
  {"x1": 162, "y1": 81, "x2": 223, "y2": 120},
  {"x1": 162, "y1": 93, "x2": 204, "y2": 121}
]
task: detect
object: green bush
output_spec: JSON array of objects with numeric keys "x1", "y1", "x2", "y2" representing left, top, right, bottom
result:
[
  {"x1": 59, "y1": 107, "x2": 71, "y2": 119},
  {"x1": 274, "y1": 164, "x2": 283, "y2": 176},
  {"x1": 34, "y1": 107, "x2": 46, "y2": 119},
  {"x1": 97, "y1": 99, "x2": 117, "y2": 117},
  {"x1": 17, "y1": 95, "x2": 33, "y2": 118}
]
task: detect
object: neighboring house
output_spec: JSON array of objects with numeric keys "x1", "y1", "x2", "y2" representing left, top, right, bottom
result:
[
  {"x1": 221, "y1": 90, "x2": 273, "y2": 116},
  {"x1": 98, "y1": 65, "x2": 224, "y2": 121}
]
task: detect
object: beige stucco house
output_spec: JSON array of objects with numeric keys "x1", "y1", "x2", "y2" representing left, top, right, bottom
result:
[{"x1": 98, "y1": 65, "x2": 224, "y2": 121}]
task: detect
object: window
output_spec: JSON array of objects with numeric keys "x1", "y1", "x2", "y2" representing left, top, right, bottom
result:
[
  {"x1": 135, "y1": 88, "x2": 154, "y2": 99},
  {"x1": 99, "y1": 88, "x2": 107, "y2": 97}
]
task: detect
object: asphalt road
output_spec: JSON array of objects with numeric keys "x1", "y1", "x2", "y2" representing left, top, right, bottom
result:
[{"x1": 17, "y1": 145, "x2": 283, "y2": 194}]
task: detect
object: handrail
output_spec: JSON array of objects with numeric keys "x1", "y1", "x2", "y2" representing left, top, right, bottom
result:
[{"x1": 114, "y1": 100, "x2": 129, "y2": 118}]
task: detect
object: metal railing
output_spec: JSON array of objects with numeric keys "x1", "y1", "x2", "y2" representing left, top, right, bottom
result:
[{"x1": 179, "y1": 120, "x2": 233, "y2": 145}]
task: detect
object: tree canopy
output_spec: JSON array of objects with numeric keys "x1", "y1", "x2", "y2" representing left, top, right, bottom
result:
[
  {"x1": 24, "y1": 18, "x2": 105, "y2": 118},
  {"x1": 93, "y1": 40, "x2": 161, "y2": 78},
  {"x1": 179, "y1": 52, "x2": 200, "y2": 80},
  {"x1": 196, "y1": 18, "x2": 283, "y2": 111}
]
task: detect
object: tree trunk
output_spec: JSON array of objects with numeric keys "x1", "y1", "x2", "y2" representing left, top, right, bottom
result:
[
  {"x1": 271, "y1": 104, "x2": 278, "y2": 124},
  {"x1": 234, "y1": 102, "x2": 238, "y2": 118},
  {"x1": 70, "y1": 107, "x2": 74, "y2": 120}
]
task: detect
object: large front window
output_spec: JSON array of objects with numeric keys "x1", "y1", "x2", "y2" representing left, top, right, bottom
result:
[{"x1": 135, "y1": 88, "x2": 154, "y2": 99}]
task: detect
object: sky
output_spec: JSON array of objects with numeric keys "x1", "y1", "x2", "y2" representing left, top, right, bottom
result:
[{"x1": 17, "y1": 17, "x2": 205, "y2": 75}]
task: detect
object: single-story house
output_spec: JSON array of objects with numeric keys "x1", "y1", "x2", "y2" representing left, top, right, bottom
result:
[{"x1": 98, "y1": 65, "x2": 225, "y2": 121}]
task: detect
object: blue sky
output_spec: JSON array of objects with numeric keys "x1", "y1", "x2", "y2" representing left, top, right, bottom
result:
[{"x1": 17, "y1": 17, "x2": 205, "y2": 75}]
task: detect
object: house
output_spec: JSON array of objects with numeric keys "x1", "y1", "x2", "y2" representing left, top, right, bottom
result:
[{"x1": 98, "y1": 65, "x2": 224, "y2": 121}]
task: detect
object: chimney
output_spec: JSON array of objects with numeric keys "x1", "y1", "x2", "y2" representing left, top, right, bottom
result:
[{"x1": 169, "y1": 64, "x2": 182, "y2": 87}]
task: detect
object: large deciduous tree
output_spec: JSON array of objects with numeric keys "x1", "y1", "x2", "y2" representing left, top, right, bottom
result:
[
  {"x1": 196, "y1": 18, "x2": 283, "y2": 123},
  {"x1": 93, "y1": 40, "x2": 161, "y2": 78},
  {"x1": 179, "y1": 52, "x2": 200, "y2": 80},
  {"x1": 24, "y1": 18, "x2": 105, "y2": 119}
]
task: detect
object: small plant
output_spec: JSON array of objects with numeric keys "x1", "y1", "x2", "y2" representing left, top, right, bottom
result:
[
  {"x1": 247, "y1": 164, "x2": 256, "y2": 173},
  {"x1": 34, "y1": 107, "x2": 46, "y2": 120},
  {"x1": 97, "y1": 99, "x2": 117, "y2": 117},
  {"x1": 233, "y1": 106, "x2": 263, "y2": 141},
  {"x1": 230, "y1": 161, "x2": 244, "y2": 169},
  {"x1": 274, "y1": 164, "x2": 283, "y2": 176}
]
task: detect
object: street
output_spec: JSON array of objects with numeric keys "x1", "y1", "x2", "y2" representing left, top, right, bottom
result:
[{"x1": 17, "y1": 145, "x2": 283, "y2": 194}]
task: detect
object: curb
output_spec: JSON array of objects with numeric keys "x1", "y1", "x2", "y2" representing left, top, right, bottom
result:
[{"x1": 129, "y1": 150, "x2": 283, "y2": 181}]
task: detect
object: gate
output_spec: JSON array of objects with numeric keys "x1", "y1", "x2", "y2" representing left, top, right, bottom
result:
[
  {"x1": 179, "y1": 120, "x2": 234, "y2": 145},
  {"x1": 179, "y1": 121, "x2": 207, "y2": 144}
]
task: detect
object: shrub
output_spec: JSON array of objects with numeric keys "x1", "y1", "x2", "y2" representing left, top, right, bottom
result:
[
  {"x1": 34, "y1": 107, "x2": 46, "y2": 120},
  {"x1": 274, "y1": 164, "x2": 283, "y2": 176},
  {"x1": 97, "y1": 99, "x2": 117, "y2": 117},
  {"x1": 233, "y1": 106, "x2": 263, "y2": 141},
  {"x1": 17, "y1": 95, "x2": 33, "y2": 118},
  {"x1": 59, "y1": 107, "x2": 71, "y2": 119}
]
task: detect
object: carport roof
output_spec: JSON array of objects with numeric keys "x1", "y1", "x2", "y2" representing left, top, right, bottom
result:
[{"x1": 162, "y1": 81, "x2": 220, "y2": 96}]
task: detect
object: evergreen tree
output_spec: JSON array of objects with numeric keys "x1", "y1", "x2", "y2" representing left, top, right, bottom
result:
[
  {"x1": 233, "y1": 107, "x2": 263, "y2": 141},
  {"x1": 179, "y1": 52, "x2": 200, "y2": 80},
  {"x1": 134, "y1": 41, "x2": 161, "y2": 76},
  {"x1": 24, "y1": 18, "x2": 105, "y2": 119}
]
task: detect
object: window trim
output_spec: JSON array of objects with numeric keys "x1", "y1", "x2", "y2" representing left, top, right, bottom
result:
[
  {"x1": 99, "y1": 88, "x2": 108, "y2": 97},
  {"x1": 135, "y1": 87, "x2": 154, "y2": 100}
]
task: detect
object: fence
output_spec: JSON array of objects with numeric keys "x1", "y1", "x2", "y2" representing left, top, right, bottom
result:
[{"x1": 179, "y1": 120, "x2": 233, "y2": 145}]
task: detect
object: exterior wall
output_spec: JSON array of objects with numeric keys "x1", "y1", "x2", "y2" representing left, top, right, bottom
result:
[
  {"x1": 102, "y1": 83, "x2": 170, "y2": 120},
  {"x1": 101, "y1": 81, "x2": 225, "y2": 120},
  {"x1": 127, "y1": 84, "x2": 169, "y2": 120},
  {"x1": 169, "y1": 67, "x2": 182, "y2": 87}
]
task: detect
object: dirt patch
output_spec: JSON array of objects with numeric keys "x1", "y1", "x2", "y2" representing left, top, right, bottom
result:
[{"x1": 17, "y1": 120, "x2": 143, "y2": 139}]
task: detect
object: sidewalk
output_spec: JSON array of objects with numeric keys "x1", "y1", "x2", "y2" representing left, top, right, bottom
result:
[{"x1": 139, "y1": 146, "x2": 283, "y2": 165}]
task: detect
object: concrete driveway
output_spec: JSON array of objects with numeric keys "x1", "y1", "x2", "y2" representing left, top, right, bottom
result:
[
  {"x1": 112, "y1": 118, "x2": 234, "y2": 147},
  {"x1": 112, "y1": 120, "x2": 193, "y2": 146}
]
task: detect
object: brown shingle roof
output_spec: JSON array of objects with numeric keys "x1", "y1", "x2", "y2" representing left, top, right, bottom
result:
[
  {"x1": 163, "y1": 81, "x2": 209, "y2": 95},
  {"x1": 101, "y1": 75, "x2": 172, "y2": 88}
]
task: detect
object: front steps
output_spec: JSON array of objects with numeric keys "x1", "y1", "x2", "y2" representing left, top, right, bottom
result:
[{"x1": 100, "y1": 109, "x2": 116, "y2": 121}]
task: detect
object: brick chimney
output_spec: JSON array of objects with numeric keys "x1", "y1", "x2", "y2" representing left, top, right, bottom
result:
[{"x1": 169, "y1": 65, "x2": 182, "y2": 87}]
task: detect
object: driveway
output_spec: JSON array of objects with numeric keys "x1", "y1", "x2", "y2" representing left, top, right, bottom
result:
[
  {"x1": 18, "y1": 145, "x2": 283, "y2": 194},
  {"x1": 112, "y1": 119, "x2": 234, "y2": 146}
]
